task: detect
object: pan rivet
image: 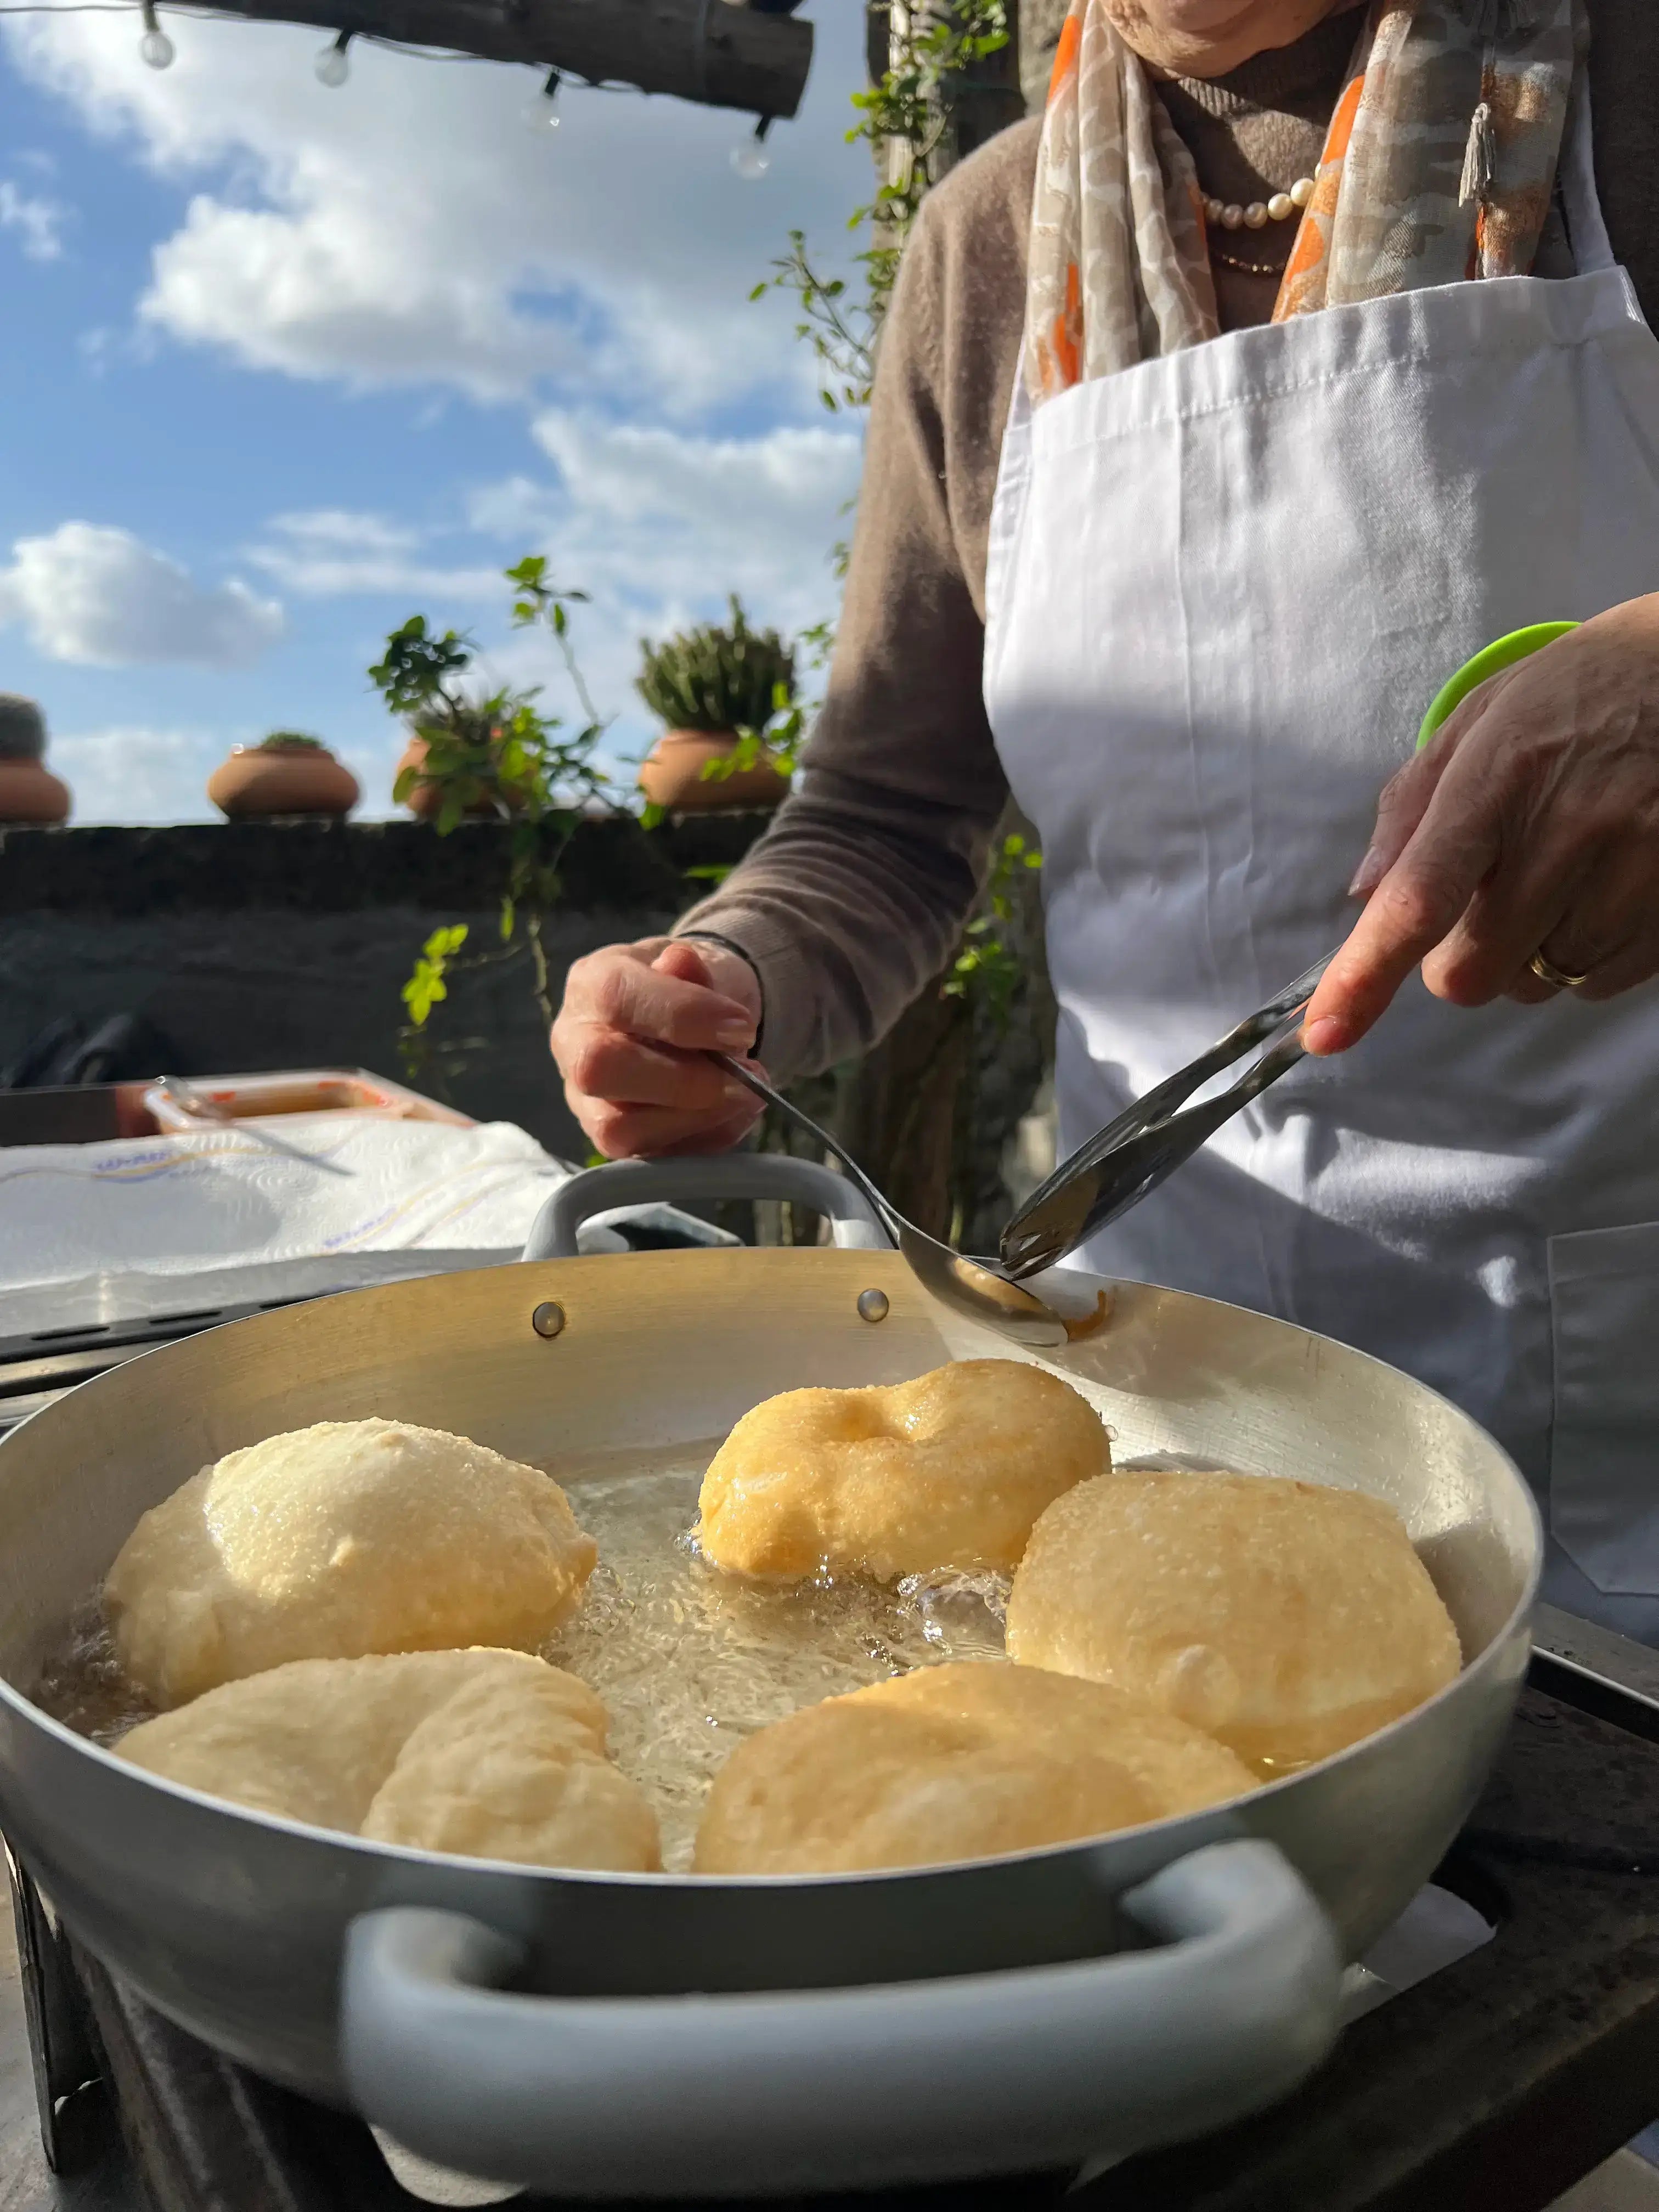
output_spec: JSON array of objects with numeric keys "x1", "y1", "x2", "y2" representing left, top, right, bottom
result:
[
  {"x1": 856, "y1": 1289, "x2": 890, "y2": 1324},
  {"x1": 532, "y1": 1301, "x2": 567, "y2": 1340}
]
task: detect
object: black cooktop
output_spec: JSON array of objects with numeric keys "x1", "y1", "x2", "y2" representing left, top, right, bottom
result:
[{"x1": 14, "y1": 1605, "x2": 1659, "y2": 2212}]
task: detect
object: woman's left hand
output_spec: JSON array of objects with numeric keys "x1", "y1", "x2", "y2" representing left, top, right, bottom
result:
[{"x1": 1302, "y1": 595, "x2": 1659, "y2": 1055}]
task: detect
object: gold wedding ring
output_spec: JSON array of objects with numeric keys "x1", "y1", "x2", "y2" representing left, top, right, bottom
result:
[{"x1": 1529, "y1": 951, "x2": 1591, "y2": 991}]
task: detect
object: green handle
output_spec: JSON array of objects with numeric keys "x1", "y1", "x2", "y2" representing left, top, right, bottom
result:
[{"x1": 1415, "y1": 622, "x2": 1579, "y2": 749}]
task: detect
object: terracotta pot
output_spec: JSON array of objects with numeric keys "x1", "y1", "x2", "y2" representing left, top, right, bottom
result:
[
  {"x1": 637, "y1": 729, "x2": 789, "y2": 813},
  {"x1": 395, "y1": 735, "x2": 526, "y2": 822},
  {"x1": 0, "y1": 759, "x2": 70, "y2": 825},
  {"x1": 207, "y1": 744, "x2": 359, "y2": 820}
]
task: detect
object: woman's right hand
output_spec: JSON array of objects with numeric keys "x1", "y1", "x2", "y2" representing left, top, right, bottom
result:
[{"x1": 550, "y1": 937, "x2": 766, "y2": 1159}]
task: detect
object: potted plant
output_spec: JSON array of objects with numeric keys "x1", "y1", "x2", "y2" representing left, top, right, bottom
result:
[
  {"x1": 369, "y1": 562, "x2": 613, "y2": 1079},
  {"x1": 206, "y1": 732, "x2": 359, "y2": 819},
  {"x1": 393, "y1": 710, "x2": 529, "y2": 824},
  {"x1": 635, "y1": 597, "x2": 794, "y2": 811},
  {"x1": 376, "y1": 618, "x2": 537, "y2": 824},
  {"x1": 0, "y1": 694, "x2": 70, "y2": 825}
]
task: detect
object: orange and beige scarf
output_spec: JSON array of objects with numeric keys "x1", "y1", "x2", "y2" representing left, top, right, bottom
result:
[{"x1": 1025, "y1": 0, "x2": 1585, "y2": 408}]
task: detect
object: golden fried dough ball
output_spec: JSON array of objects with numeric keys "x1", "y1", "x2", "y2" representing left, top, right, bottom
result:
[
  {"x1": 117, "y1": 1648, "x2": 660, "y2": 1871},
  {"x1": 1005, "y1": 1471, "x2": 1462, "y2": 1771},
  {"x1": 692, "y1": 1661, "x2": 1252, "y2": 1874},
  {"x1": 695, "y1": 1361, "x2": 1108, "y2": 1582},
  {"x1": 105, "y1": 1419, "x2": 597, "y2": 1707}
]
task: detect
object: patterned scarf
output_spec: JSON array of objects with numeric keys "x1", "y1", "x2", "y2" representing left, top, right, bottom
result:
[{"x1": 1025, "y1": 0, "x2": 1585, "y2": 408}]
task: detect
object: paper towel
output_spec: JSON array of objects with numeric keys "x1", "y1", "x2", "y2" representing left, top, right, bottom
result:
[{"x1": 0, "y1": 1114, "x2": 578, "y2": 1291}]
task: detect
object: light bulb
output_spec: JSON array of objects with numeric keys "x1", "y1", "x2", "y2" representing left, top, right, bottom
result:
[
  {"x1": 138, "y1": 3, "x2": 173, "y2": 66},
  {"x1": 522, "y1": 70, "x2": 561, "y2": 132},
  {"x1": 731, "y1": 135, "x2": 771, "y2": 180},
  {"x1": 315, "y1": 35, "x2": 351, "y2": 86}
]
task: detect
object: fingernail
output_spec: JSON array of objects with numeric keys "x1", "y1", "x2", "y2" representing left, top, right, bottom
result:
[
  {"x1": 1347, "y1": 850, "x2": 1383, "y2": 898},
  {"x1": 1302, "y1": 1015, "x2": 1348, "y2": 1056},
  {"x1": 714, "y1": 1022, "x2": 754, "y2": 1050}
]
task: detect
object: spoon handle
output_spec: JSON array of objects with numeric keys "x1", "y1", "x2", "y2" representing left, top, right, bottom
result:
[{"x1": 708, "y1": 1055, "x2": 901, "y2": 1253}]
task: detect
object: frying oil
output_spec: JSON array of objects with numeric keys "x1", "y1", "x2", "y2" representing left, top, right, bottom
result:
[
  {"x1": 34, "y1": 1602, "x2": 157, "y2": 1746},
  {"x1": 542, "y1": 1442, "x2": 1009, "y2": 1869},
  {"x1": 33, "y1": 1438, "x2": 1011, "y2": 1873}
]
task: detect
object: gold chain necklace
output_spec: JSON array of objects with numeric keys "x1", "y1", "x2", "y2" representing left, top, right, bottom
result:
[{"x1": 1209, "y1": 242, "x2": 1293, "y2": 276}]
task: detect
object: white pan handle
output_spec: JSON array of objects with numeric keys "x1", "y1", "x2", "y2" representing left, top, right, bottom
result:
[
  {"x1": 341, "y1": 1838, "x2": 1341, "y2": 2199},
  {"x1": 523, "y1": 1155, "x2": 889, "y2": 1259}
]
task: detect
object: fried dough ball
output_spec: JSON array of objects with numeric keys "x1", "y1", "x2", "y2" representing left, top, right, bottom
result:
[
  {"x1": 692, "y1": 1661, "x2": 1252, "y2": 1874},
  {"x1": 105, "y1": 1418, "x2": 597, "y2": 1707},
  {"x1": 1005, "y1": 1471, "x2": 1462, "y2": 1771},
  {"x1": 117, "y1": 1647, "x2": 660, "y2": 1871},
  {"x1": 695, "y1": 1361, "x2": 1108, "y2": 1582}
]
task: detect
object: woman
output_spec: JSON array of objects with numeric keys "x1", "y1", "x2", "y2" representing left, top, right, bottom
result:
[{"x1": 553, "y1": 0, "x2": 1659, "y2": 1639}]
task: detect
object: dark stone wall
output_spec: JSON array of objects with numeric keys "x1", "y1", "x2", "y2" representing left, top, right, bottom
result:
[{"x1": 0, "y1": 816, "x2": 765, "y2": 1162}]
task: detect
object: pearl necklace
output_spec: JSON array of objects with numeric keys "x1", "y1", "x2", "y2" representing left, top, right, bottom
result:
[{"x1": 1201, "y1": 174, "x2": 1316, "y2": 233}]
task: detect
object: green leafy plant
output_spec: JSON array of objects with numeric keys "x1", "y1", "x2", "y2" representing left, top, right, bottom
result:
[
  {"x1": 402, "y1": 923, "x2": 470, "y2": 1026},
  {"x1": 695, "y1": 614, "x2": 836, "y2": 805},
  {"x1": 943, "y1": 831, "x2": 1043, "y2": 1031},
  {"x1": 373, "y1": 560, "x2": 614, "y2": 1079},
  {"x1": 636, "y1": 597, "x2": 795, "y2": 735},
  {"x1": 257, "y1": 730, "x2": 326, "y2": 751}
]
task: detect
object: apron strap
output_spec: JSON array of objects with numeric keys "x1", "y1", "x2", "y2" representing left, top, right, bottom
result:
[{"x1": 1559, "y1": 66, "x2": 1615, "y2": 278}]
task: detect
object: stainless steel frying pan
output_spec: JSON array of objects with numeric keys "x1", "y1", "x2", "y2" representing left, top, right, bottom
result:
[{"x1": 0, "y1": 1155, "x2": 1540, "y2": 2198}]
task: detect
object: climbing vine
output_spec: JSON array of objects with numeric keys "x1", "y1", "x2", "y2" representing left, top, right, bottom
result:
[
  {"x1": 753, "y1": 3, "x2": 1012, "y2": 415},
  {"x1": 371, "y1": 558, "x2": 614, "y2": 1085}
]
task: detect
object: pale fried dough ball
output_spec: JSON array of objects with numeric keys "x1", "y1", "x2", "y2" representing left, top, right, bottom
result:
[
  {"x1": 1005, "y1": 1471, "x2": 1462, "y2": 1771},
  {"x1": 692, "y1": 1661, "x2": 1252, "y2": 1875},
  {"x1": 105, "y1": 1419, "x2": 597, "y2": 1708},
  {"x1": 117, "y1": 1647, "x2": 661, "y2": 1871},
  {"x1": 695, "y1": 1361, "x2": 1108, "y2": 1582}
]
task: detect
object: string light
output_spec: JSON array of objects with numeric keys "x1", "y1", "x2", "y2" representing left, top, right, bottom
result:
[
  {"x1": 522, "y1": 65, "x2": 561, "y2": 133},
  {"x1": 137, "y1": 0, "x2": 173, "y2": 66},
  {"x1": 314, "y1": 27, "x2": 350, "y2": 84},
  {"x1": 0, "y1": 0, "x2": 794, "y2": 144},
  {"x1": 730, "y1": 114, "x2": 770, "y2": 180}
]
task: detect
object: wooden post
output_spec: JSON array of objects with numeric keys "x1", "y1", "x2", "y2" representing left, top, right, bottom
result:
[
  {"x1": 932, "y1": 1, "x2": 1024, "y2": 170},
  {"x1": 1018, "y1": 0, "x2": 1068, "y2": 112},
  {"x1": 869, "y1": 3, "x2": 1024, "y2": 189},
  {"x1": 200, "y1": 0, "x2": 814, "y2": 117}
]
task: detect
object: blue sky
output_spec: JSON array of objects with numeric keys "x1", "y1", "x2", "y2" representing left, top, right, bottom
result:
[{"x1": 0, "y1": 0, "x2": 868, "y2": 820}]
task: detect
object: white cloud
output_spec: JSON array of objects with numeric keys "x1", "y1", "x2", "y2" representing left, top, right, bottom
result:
[
  {"x1": 2, "y1": 8, "x2": 868, "y2": 411},
  {"x1": 0, "y1": 178, "x2": 67, "y2": 260},
  {"x1": 247, "y1": 510, "x2": 501, "y2": 599},
  {"x1": 48, "y1": 724, "x2": 221, "y2": 823},
  {"x1": 0, "y1": 523, "x2": 283, "y2": 668},
  {"x1": 528, "y1": 414, "x2": 861, "y2": 611},
  {"x1": 456, "y1": 415, "x2": 862, "y2": 765}
]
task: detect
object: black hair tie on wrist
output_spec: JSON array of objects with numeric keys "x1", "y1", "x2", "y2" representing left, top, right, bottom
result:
[{"x1": 675, "y1": 932, "x2": 766, "y2": 1060}]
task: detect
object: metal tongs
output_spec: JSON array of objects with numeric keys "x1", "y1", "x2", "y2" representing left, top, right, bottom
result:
[
  {"x1": 997, "y1": 949, "x2": 1336, "y2": 1281},
  {"x1": 709, "y1": 941, "x2": 1332, "y2": 1348}
]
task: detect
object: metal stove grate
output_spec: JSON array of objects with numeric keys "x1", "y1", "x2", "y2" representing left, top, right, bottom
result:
[{"x1": 0, "y1": 1297, "x2": 318, "y2": 1436}]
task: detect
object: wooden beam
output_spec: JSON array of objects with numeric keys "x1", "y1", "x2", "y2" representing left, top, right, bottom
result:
[{"x1": 191, "y1": 0, "x2": 814, "y2": 117}]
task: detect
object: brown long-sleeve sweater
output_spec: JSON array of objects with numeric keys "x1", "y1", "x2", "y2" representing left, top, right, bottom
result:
[{"x1": 680, "y1": 0, "x2": 1659, "y2": 1081}]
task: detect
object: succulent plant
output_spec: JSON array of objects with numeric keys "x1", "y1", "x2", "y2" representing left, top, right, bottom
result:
[
  {"x1": 0, "y1": 694, "x2": 47, "y2": 763},
  {"x1": 636, "y1": 597, "x2": 794, "y2": 736},
  {"x1": 257, "y1": 731, "x2": 326, "y2": 752}
]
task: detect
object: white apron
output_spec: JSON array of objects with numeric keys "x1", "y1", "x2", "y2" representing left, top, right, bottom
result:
[{"x1": 984, "y1": 79, "x2": 1659, "y2": 1642}]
